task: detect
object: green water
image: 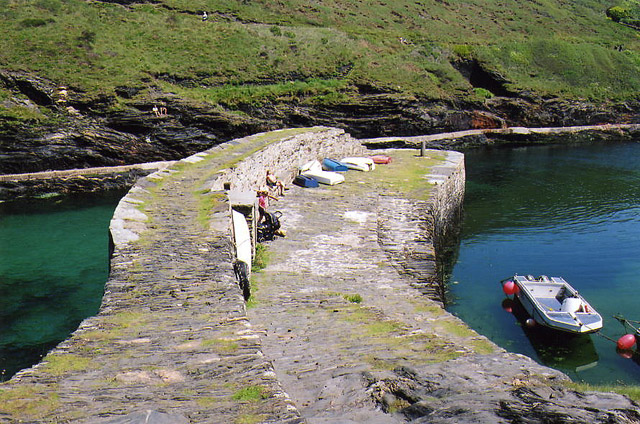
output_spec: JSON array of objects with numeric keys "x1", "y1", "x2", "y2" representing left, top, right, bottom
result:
[
  {"x1": 0, "y1": 191, "x2": 124, "y2": 381},
  {"x1": 447, "y1": 141, "x2": 640, "y2": 385}
]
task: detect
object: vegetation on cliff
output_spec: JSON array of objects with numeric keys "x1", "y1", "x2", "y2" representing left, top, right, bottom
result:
[{"x1": 0, "y1": 0, "x2": 638, "y2": 116}]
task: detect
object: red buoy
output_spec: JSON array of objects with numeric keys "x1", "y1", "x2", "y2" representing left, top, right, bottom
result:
[
  {"x1": 616, "y1": 334, "x2": 637, "y2": 350},
  {"x1": 502, "y1": 280, "x2": 519, "y2": 296},
  {"x1": 525, "y1": 318, "x2": 536, "y2": 328}
]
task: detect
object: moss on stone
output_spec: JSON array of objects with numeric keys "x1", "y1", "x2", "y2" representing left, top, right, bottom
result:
[
  {"x1": 236, "y1": 413, "x2": 268, "y2": 424},
  {"x1": 232, "y1": 385, "x2": 270, "y2": 401},
  {"x1": 40, "y1": 354, "x2": 94, "y2": 376},
  {"x1": 0, "y1": 385, "x2": 60, "y2": 419},
  {"x1": 202, "y1": 338, "x2": 240, "y2": 353},
  {"x1": 436, "y1": 320, "x2": 478, "y2": 338}
]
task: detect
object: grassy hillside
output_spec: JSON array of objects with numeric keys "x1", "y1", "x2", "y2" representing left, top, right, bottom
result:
[{"x1": 0, "y1": 0, "x2": 638, "y2": 111}]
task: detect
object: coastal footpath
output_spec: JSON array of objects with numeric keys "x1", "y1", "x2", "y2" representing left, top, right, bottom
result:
[{"x1": 1, "y1": 127, "x2": 639, "y2": 423}]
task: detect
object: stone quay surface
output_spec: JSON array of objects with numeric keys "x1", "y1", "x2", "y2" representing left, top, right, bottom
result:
[{"x1": 1, "y1": 127, "x2": 639, "y2": 424}]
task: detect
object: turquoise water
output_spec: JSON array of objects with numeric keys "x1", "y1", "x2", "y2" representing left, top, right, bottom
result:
[
  {"x1": 0, "y1": 191, "x2": 124, "y2": 381},
  {"x1": 446, "y1": 141, "x2": 640, "y2": 385}
]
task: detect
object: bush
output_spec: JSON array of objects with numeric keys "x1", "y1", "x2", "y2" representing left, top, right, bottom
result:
[
  {"x1": 269, "y1": 26, "x2": 282, "y2": 36},
  {"x1": 452, "y1": 44, "x2": 472, "y2": 59},
  {"x1": 606, "y1": 6, "x2": 630, "y2": 22},
  {"x1": 473, "y1": 87, "x2": 494, "y2": 99}
]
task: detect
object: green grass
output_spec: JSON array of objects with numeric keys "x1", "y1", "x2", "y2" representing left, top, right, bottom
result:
[
  {"x1": 343, "y1": 293, "x2": 363, "y2": 304},
  {"x1": 252, "y1": 243, "x2": 269, "y2": 272},
  {"x1": 0, "y1": 385, "x2": 60, "y2": 419},
  {"x1": 40, "y1": 354, "x2": 93, "y2": 376},
  {"x1": 567, "y1": 381, "x2": 640, "y2": 403},
  {"x1": 0, "y1": 0, "x2": 636, "y2": 117},
  {"x1": 231, "y1": 385, "x2": 269, "y2": 402},
  {"x1": 353, "y1": 149, "x2": 443, "y2": 201}
]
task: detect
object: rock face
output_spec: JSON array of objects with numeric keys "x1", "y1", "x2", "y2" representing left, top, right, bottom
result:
[
  {"x1": 1, "y1": 69, "x2": 638, "y2": 175},
  {"x1": 366, "y1": 354, "x2": 640, "y2": 423}
]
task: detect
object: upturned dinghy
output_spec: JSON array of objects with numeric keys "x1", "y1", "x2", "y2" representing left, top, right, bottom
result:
[
  {"x1": 294, "y1": 174, "x2": 319, "y2": 188},
  {"x1": 369, "y1": 154, "x2": 392, "y2": 164},
  {"x1": 322, "y1": 158, "x2": 349, "y2": 172},
  {"x1": 502, "y1": 275, "x2": 603, "y2": 334},
  {"x1": 340, "y1": 157, "x2": 375, "y2": 172},
  {"x1": 300, "y1": 160, "x2": 345, "y2": 185}
]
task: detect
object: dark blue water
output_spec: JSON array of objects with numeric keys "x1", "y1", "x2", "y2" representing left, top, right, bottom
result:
[
  {"x1": 0, "y1": 191, "x2": 124, "y2": 381},
  {"x1": 447, "y1": 141, "x2": 640, "y2": 385}
]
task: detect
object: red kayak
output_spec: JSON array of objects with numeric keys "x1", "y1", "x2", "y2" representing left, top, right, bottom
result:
[{"x1": 369, "y1": 155, "x2": 392, "y2": 164}]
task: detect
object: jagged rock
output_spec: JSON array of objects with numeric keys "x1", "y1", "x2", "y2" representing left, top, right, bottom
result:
[
  {"x1": 365, "y1": 354, "x2": 640, "y2": 424},
  {"x1": 1, "y1": 68, "x2": 639, "y2": 175},
  {"x1": 100, "y1": 410, "x2": 189, "y2": 424}
]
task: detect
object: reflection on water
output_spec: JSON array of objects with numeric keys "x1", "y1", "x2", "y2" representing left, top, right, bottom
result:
[
  {"x1": 0, "y1": 191, "x2": 124, "y2": 381},
  {"x1": 446, "y1": 141, "x2": 640, "y2": 385}
]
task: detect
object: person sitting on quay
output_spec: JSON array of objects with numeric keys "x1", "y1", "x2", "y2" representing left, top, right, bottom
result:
[{"x1": 266, "y1": 169, "x2": 286, "y2": 196}]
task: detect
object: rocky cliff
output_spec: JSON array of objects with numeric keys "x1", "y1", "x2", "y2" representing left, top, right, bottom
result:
[{"x1": 1, "y1": 69, "x2": 638, "y2": 175}]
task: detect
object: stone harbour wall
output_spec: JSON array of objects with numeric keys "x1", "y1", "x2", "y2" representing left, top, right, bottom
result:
[
  {"x1": 376, "y1": 150, "x2": 465, "y2": 302},
  {"x1": 207, "y1": 127, "x2": 365, "y2": 192}
]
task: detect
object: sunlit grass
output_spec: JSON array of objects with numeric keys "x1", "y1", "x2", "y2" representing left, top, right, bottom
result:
[
  {"x1": 1, "y1": 0, "x2": 635, "y2": 112},
  {"x1": 567, "y1": 381, "x2": 640, "y2": 403}
]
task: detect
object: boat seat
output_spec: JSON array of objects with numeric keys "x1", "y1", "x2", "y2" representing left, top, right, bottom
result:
[{"x1": 537, "y1": 297, "x2": 563, "y2": 312}]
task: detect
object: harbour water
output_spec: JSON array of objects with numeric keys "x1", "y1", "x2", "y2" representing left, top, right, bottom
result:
[
  {"x1": 446, "y1": 140, "x2": 640, "y2": 385},
  {"x1": 0, "y1": 191, "x2": 125, "y2": 381}
]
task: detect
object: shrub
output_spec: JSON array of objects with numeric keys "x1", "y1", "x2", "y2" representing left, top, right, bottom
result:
[
  {"x1": 269, "y1": 26, "x2": 282, "y2": 36},
  {"x1": 452, "y1": 44, "x2": 472, "y2": 59},
  {"x1": 606, "y1": 6, "x2": 630, "y2": 22},
  {"x1": 473, "y1": 87, "x2": 494, "y2": 99}
]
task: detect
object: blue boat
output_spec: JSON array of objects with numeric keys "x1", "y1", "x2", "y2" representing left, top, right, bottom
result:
[
  {"x1": 322, "y1": 158, "x2": 349, "y2": 172},
  {"x1": 294, "y1": 174, "x2": 319, "y2": 188}
]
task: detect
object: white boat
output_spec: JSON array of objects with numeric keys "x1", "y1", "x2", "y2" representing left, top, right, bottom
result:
[
  {"x1": 232, "y1": 210, "x2": 252, "y2": 299},
  {"x1": 232, "y1": 210, "x2": 252, "y2": 266},
  {"x1": 299, "y1": 160, "x2": 345, "y2": 185},
  {"x1": 506, "y1": 275, "x2": 603, "y2": 334},
  {"x1": 340, "y1": 157, "x2": 376, "y2": 172}
]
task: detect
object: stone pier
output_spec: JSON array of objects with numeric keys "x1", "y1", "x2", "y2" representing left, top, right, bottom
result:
[{"x1": 1, "y1": 127, "x2": 638, "y2": 424}]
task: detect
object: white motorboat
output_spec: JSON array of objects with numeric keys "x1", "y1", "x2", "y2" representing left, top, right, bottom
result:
[
  {"x1": 504, "y1": 275, "x2": 603, "y2": 334},
  {"x1": 299, "y1": 160, "x2": 345, "y2": 185}
]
